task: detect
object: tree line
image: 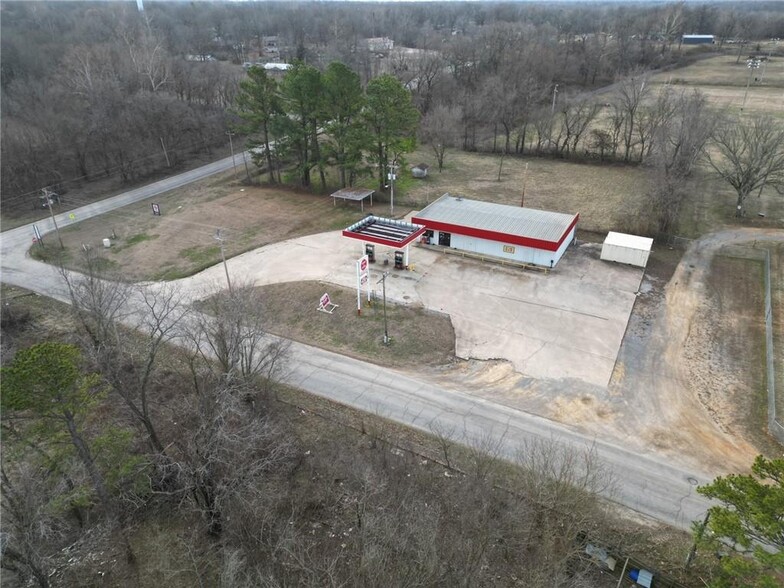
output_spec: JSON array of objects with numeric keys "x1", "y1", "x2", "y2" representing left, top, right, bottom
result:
[
  {"x1": 234, "y1": 63, "x2": 418, "y2": 192},
  {"x1": 4, "y1": 1, "x2": 784, "y2": 214}
]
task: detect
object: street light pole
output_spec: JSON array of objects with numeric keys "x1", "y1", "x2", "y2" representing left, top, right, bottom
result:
[
  {"x1": 226, "y1": 131, "x2": 238, "y2": 176},
  {"x1": 551, "y1": 84, "x2": 559, "y2": 114},
  {"x1": 741, "y1": 58, "x2": 760, "y2": 112},
  {"x1": 214, "y1": 229, "x2": 233, "y2": 293},
  {"x1": 388, "y1": 160, "x2": 398, "y2": 217},
  {"x1": 377, "y1": 271, "x2": 390, "y2": 345}
]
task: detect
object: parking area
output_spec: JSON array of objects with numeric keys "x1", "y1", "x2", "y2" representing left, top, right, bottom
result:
[{"x1": 177, "y1": 229, "x2": 643, "y2": 389}]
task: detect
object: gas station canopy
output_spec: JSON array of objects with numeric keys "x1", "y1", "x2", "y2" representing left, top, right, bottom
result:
[{"x1": 342, "y1": 216, "x2": 426, "y2": 248}]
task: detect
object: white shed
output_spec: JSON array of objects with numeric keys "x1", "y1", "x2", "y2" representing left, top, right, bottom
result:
[{"x1": 600, "y1": 232, "x2": 653, "y2": 268}]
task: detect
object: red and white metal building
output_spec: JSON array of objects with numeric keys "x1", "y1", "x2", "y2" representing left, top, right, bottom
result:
[{"x1": 412, "y1": 194, "x2": 578, "y2": 268}]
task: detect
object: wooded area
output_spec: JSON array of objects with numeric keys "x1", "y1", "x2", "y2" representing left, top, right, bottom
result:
[
  {"x1": 2, "y1": 2, "x2": 784, "y2": 586},
  {"x1": 3, "y1": 1, "x2": 783, "y2": 216}
]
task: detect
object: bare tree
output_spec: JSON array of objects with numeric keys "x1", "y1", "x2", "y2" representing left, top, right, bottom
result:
[
  {"x1": 193, "y1": 283, "x2": 290, "y2": 393},
  {"x1": 170, "y1": 369, "x2": 295, "y2": 536},
  {"x1": 0, "y1": 462, "x2": 63, "y2": 588},
  {"x1": 647, "y1": 89, "x2": 718, "y2": 234},
  {"x1": 615, "y1": 71, "x2": 651, "y2": 162},
  {"x1": 419, "y1": 104, "x2": 461, "y2": 172},
  {"x1": 60, "y1": 250, "x2": 131, "y2": 354},
  {"x1": 705, "y1": 115, "x2": 784, "y2": 217},
  {"x1": 61, "y1": 252, "x2": 178, "y2": 455},
  {"x1": 555, "y1": 95, "x2": 600, "y2": 157}
]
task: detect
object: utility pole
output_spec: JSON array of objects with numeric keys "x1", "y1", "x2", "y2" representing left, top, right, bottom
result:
[
  {"x1": 241, "y1": 149, "x2": 251, "y2": 182},
  {"x1": 160, "y1": 137, "x2": 171, "y2": 167},
  {"x1": 214, "y1": 229, "x2": 233, "y2": 293},
  {"x1": 376, "y1": 271, "x2": 390, "y2": 345},
  {"x1": 44, "y1": 189, "x2": 64, "y2": 249},
  {"x1": 759, "y1": 38, "x2": 778, "y2": 84},
  {"x1": 226, "y1": 131, "x2": 238, "y2": 176},
  {"x1": 387, "y1": 160, "x2": 398, "y2": 217},
  {"x1": 521, "y1": 162, "x2": 529, "y2": 208},
  {"x1": 551, "y1": 84, "x2": 559, "y2": 114}
]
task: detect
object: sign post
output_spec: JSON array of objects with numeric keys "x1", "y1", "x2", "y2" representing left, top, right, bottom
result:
[
  {"x1": 32, "y1": 224, "x2": 43, "y2": 247},
  {"x1": 356, "y1": 254, "x2": 369, "y2": 315}
]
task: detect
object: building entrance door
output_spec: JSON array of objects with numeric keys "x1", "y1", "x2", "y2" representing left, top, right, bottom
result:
[{"x1": 438, "y1": 231, "x2": 451, "y2": 247}]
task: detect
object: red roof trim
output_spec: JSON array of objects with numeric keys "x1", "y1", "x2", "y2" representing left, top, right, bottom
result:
[
  {"x1": 411, "y1": 214, "x2": 579, "y2": 252},
  {"x1": 342, "y1": 226, "x2": 427, "y2": 249}
]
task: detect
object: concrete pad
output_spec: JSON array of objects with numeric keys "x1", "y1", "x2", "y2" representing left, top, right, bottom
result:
[
  {"x1": 173, "y1": 231, "x2": 642, "y2": 389},
  {"x1": 414, "y1": 244, "x2": 642, "y2": 387}
]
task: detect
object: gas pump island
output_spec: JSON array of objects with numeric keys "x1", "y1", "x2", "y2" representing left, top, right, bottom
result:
[{"x1": 342, "y1": 216, "x2": 426, "y2": 314}]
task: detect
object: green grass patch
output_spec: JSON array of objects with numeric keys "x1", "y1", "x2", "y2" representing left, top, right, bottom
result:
[
  {"x1": 125, "y1": 232, "x2": 159, "y2": 247},
  {"x1": 179, "y1": 244, "x2": 221, "y2": 266}
]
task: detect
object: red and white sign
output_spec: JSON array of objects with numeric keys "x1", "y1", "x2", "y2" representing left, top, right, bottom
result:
[
  {"x1": 356, "y1": 254, "x2": 370, "y2": 313},
  {"x1": 319, "y1": 292, "x2": 331, "y2": 308}
]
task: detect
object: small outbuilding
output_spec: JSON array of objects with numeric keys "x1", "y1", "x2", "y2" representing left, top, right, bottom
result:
[
  {"x1": 411, "y1": 163, "x2": 430, "y2": 178},
  {"x1": 412, "y1": 194, "x2": 578, "y2": 268},
  {"x1": 600, "y1": 232, "x2": 653, "y2": 268},
  {"x1": 682, "y1": 34, "x2": 715, "y2": 45}
]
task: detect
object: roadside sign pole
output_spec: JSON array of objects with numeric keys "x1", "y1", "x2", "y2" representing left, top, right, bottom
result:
[
  {"x1": 357, "y1": 255, "x2": 369, "y2": 315},
  {"x1": 377, "y1": 271, "x2": 390, "y2": 345}
]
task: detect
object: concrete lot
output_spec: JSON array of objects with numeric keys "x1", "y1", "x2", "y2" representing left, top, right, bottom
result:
[{"x1": 175, "y1": 230, "x2": 643, "y2": 389}]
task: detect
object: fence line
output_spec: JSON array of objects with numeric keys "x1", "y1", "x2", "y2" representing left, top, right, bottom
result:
[
  {"x1": 673, "y1": 238, "x2": 782, "y2": 444},
  {"x1": 762, "y1": 248, "x2": 784, "y2": 444},
  {"x1": 716, "y1": 244, "x2": 782, "y2": 444}
]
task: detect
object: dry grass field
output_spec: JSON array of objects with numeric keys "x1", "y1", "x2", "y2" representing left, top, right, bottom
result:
[
  {"x1": 251, "y1": 280, "x2": 455, "y2": 369},
  {"x1": 650, "y1": 46, "x2": 784, "y2": 118},
  {"x1": 35, "y1": 146, "x2": 656, "y2": 280},
  {"x1": 397, "y1": 148, "x2": 650, "y2": 235},
  {"x1": 37, "y1": 177, "x2": 370, "y2": 281}
]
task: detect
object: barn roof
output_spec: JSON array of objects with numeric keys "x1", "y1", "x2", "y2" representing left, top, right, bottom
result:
[{"x1": 412, "y1": 194, "x2": 578, "y2": 251}]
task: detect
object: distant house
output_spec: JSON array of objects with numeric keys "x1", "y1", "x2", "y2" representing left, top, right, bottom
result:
[
  {"x1": 262, "y1": 63, "x2": 291, "y2": 71},
  {"x1": 411, "y1": 163, "x2": 430, "y2": 178},
  {"x1": 682, "y1": 34, "x2": 715, "y2": 45},
  {"x1": 365, "y1": 37, "x2": 394, "y2": 52},
  {"x1": 185, "y1": 54, "x2": 217, "y2": 62}
]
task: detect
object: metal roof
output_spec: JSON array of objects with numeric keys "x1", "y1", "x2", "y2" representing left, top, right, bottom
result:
[
  {"x1": 331, "y1": 188, "x2": 374, "y2": 201},
  {"x1": 414, "y1": 195, "x2": 577, "y2": 244},
  {"x1": 343, "y1": 216, "x2": 426, "y2": 248},
  {"x1": 603, "y1": 231, "x2": 653, "y2": 251}
]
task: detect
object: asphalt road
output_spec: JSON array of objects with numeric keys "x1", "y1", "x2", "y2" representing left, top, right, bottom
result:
[{"x1": 0, "y1": 154, "x2": 715, "y2": 531}]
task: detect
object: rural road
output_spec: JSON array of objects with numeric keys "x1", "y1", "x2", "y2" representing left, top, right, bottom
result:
[{"x1": 0, "y1": 155, "x2": 746, "y2": 532}]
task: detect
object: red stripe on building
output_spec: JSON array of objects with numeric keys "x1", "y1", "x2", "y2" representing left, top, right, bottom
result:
[{"x1": 411, "y1": 214, "x2": 579, "y2": 252}]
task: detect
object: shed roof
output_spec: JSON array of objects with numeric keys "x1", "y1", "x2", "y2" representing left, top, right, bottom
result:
[
  {"x1": 603, "y1": 231, "x2": 653, "y2": 251},
  {"x1": 331, "y1": 188, "x2": 374, "y2": 201},
  {"x1": 412, "y1": 194, "x2": 578, "y2": 251}
]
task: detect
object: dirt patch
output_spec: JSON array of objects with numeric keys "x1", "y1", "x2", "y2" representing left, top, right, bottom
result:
[
  {"x1": 686, "y1": 257, "x2": 766, "y2": 438},
  {"x1": 550, "y1": 394, "x2": 616, "y2": 425},
  {"x1": 40, "y1": 183, "x2": 371, "y2": 281},
  {"x1": 254, "y1": 280, "x2": 455, "y2": 369}
]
